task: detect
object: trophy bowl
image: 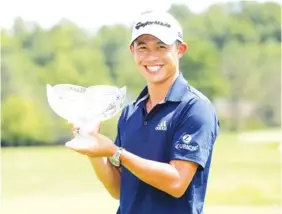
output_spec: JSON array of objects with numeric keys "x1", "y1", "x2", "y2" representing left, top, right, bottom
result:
[{"x1": 46, "y1": 84, "x2": 126, "y2": 145}]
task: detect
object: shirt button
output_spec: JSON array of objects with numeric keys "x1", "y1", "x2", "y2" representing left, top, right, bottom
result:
[{"x1": 144, "y1": 121, "x2": 148, "y2": 125}]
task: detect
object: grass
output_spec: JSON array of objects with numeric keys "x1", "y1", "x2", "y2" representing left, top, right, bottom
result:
[
  {"x1": 1, "y1": 131, "x2": 281, "y2": 214},
  {"x1": 206, "y1": 135, "x2": 281, "y2": 205}
]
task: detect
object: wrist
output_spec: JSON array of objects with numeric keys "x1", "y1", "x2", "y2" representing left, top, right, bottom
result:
[
  {"x1": 94, "y1": 133, "x2": 118, "y2": 157},
  {"x1": 107, "y1": 144, "x2": 119, "y2": 157},
  {"x1": 109, "y1": 147, "x2": 125, "y2": 167}
]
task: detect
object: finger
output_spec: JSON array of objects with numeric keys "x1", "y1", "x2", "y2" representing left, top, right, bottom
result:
[
  {"x1": 72, "y1": 124, "x2": 79, "y2": 130},
  {"x1": 72, "y1": 128, "x2": 80, "y2": 135},
  {"x1": 68, "y1": 148, "x2": 88, "y2": 156},
  {"x1": 71, "y1": 123, "x2": 80, "y2": 135}
]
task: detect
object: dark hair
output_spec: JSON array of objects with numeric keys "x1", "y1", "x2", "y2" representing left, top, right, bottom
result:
[
  {"x1": 174, "y1": 40, "x2": 182, "y2": 48},
  {"x1": 131, "y1": 38, "x2": 182, "y2": 48}
]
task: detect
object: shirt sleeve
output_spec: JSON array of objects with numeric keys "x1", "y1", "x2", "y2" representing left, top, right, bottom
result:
[
  {"x1": 113, "y1": 106, "x2": 127, "y2": 147},
  {"x1": 170, "y1": 99, "x2": 219, "y2": 170},
  {"x1": 114, "y1": 126, "x2": 122, "y2": 147}
]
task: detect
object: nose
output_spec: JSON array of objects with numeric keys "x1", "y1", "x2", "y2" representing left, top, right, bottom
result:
[{"x1": 143, "y1": 50, "x2": 160, "y2": 64}]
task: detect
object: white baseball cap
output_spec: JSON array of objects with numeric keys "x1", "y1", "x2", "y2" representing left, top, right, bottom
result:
[{"x1": 130, "y1": 11, "x2": 184, "y2": 45}]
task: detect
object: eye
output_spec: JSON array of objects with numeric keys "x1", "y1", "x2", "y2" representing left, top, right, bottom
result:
[
  {"x1": 137, "y1": 46, "x2": 146, "y2": 50},
  {"x1": 159, "y1": 45, "x2": 167, "y2": 49}
]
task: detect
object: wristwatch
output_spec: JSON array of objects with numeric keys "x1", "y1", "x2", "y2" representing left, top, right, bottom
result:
[{"x1": 109, "y1": 147, "x2": 125, "y2": 167}]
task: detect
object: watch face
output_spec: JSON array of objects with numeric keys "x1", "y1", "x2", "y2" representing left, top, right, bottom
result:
[
  {"x1": 109, "y1": 148, "x2": 124, "y2": 167},
  {"x1": 110, "y1": 157, "x2": 120, "y2": 167}
]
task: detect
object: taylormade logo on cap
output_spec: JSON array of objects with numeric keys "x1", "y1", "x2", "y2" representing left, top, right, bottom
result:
[
  {"x1": 135, "y1": 21, "x2": 171, "y2": 30},
  {"x1": 131, "y1": 11, "x2": 183, "y2": 45}
]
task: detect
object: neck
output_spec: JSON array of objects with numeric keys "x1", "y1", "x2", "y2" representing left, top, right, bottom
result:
[{"x1": 147, "y1": 72, "x2": 179, "y2": 106}]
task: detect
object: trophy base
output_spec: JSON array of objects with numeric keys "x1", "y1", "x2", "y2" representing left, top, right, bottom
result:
[{"x1": 65, "y1": 134, "x2": 94, "y2": 150}]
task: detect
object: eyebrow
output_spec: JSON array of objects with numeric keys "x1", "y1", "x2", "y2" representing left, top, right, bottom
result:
[
  {"x1": 157, "y1": 41, "x2": 166, "y2": 45},
  {"x1": 136, "y1": 41, "x2": 146, "y2": 46},
  {"x1": 135, "y1": 40, "x2": 166, "y2": 46}
]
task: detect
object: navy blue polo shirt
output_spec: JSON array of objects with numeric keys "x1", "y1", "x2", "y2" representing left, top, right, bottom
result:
[{"x1": 114, "y1": 73, "x2": 219, "y2": 214}]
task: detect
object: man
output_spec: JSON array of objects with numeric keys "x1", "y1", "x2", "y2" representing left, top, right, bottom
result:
[{"x1": 68, "y1": 11, "x2": 220, "y2": 214}]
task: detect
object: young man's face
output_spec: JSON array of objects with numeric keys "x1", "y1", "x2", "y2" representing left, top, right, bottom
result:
[{"x1": 130, "y1": 34, "x2": 187, "y2": 85}]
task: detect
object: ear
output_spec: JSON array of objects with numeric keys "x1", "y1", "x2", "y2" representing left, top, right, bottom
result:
[
  {"x1": 129, "y1": 45, "x2": 134, "y2": 53},
  {"x1": 178, "y1": 43, "x2": 187, "y2": 59}
]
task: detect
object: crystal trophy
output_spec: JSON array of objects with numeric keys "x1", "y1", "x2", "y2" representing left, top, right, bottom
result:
[{"x1": 46, "y1": 84, "x2": 126, "y2": 145}]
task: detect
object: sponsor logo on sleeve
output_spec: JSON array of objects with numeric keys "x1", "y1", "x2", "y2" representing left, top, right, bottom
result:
[
  {"x1": 182, "y1": 134, "x2": 192, "y2": 143},
  {"x1": 175, "y1": 134, "x2": 199, "y2": 152}
]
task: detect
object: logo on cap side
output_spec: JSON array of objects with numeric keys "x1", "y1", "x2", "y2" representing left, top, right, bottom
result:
[
  {"x1": 135, "y1": 21, "x2": 171, "y2": 30},
  {"x1": 177, "y1": 32, "x2": 183, "y2": 39}
]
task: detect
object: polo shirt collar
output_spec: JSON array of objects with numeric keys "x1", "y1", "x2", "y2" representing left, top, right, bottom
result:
[
  {"x1": 134, "y1": 72, "x2": 188, "y2": 106},
  {"x1": 165, "y1": 72, "x2": 188, "y2": 102}
]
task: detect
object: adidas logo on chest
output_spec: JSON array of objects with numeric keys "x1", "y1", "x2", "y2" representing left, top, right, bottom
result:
[{"x1": 155, "y1": 121, "x2": 167, "y2": 131}]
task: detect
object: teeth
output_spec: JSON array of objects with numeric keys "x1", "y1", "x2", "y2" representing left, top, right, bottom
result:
[{"x1": 146, "y1": 66, "x2": 162, "y2": 72}]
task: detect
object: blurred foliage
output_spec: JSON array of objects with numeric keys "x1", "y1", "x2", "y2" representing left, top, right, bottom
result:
[{"x1": 1, "y1": 2, "x2": 281, "y2": 146}]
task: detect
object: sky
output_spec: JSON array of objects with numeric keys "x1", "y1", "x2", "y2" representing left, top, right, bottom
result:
[{"x1": 1, "y1": 0, "x2": 281, "y2": 30}]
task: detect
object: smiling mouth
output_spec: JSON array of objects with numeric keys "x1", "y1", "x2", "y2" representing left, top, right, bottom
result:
[{"x1": 144, "y1": 65, "x2": 163, "y2": 73}]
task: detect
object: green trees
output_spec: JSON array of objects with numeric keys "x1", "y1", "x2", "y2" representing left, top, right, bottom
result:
[{"x1": 1, "y1": 2, "x2": 281, "y2": 146}]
